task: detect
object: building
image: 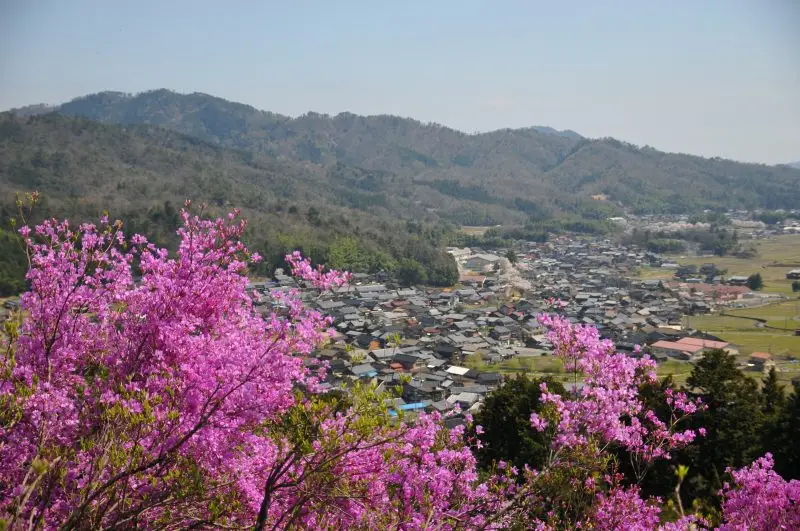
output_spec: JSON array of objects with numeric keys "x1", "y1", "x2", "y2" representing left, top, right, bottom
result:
[
  {"x1": 673, "y1": 336, "x2": 738, "y2": 356},
  {"x1": 650, "y1": 340, "x2": 704, "y2": 361},
  {"x1": 464, "y1": 254, "x2": 502, "y2": 272},
  {"x1": 749, "y1": 351, "x2": 773, "y2": 371}
]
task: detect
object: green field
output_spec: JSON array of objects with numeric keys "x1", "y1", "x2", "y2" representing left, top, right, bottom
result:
[
  {"x1": 635, "y1": 234, "x2": 800, "y2": 370},
  {"x1": 676, "y1": 234, "x2": 800, "y2": 294},
  {"x1": 464, "y1": 352, "x2": 697, "y2": 386},
  {"x1": 683, "y1": 298, "x2": 800, "y2": 384},
  {"x1": 637, "y1": 234, "x2": 800, "y2": 294},
  {"x1": 464, "y1": 352, "x2": 564, "y2": 375}
]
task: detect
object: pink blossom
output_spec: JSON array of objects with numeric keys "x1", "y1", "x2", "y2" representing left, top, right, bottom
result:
[{"x1": 719, "y1": 453, "x2": 800, "y2": 530}]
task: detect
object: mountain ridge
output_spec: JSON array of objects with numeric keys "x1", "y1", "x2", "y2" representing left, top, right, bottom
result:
[
  {"x1": 5, "y1": 88, "x2": 774, "y2": 166},
  {"x1": 6, "y1": 88, "x2": 800, "y2": 217},
  {"x1": 0, "y1": 111, "x2": 464, "y2": 284}
]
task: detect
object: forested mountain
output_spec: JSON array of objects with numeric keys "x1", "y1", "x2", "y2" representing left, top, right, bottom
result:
[
  {"x1": 0, "y1": 112, "x2": 461, "y2": 290},
  {"x1": 13, "y1": 89, "x2": 800, "y2": 216},
  {"x1": 4, "y1": 90, "x2": 800, "y2": 293}
]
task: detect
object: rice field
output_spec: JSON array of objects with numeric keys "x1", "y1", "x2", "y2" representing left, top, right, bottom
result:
[
  {"x1": 635, "y1": 234, "x2": 800, "y2": 365},
  {"x1": 666, "y1": 234, "x2": 800, "y2": 295}
]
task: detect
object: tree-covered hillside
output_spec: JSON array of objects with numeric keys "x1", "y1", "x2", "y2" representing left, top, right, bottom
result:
[
  {"x1": 0, "y1": 112, "x2": 459, "y2": 289},
  {"x1": 19, "y1": 88, "x2": 800, "y2": 214}
]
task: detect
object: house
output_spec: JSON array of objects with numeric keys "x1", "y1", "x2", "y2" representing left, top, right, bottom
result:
[
  {"x1": 445, "y1": 365, "x2": 471, "y2": 378},
  {"x1": 749, "y1": 352, "x2": 773, "y2": 371},
  {"x1": 476, "y1": 372, "x2": 502, "y2": 389},
  {"x1": 402, "y1": 381, "x2": 443, "y2": 402},
  {"x1": 434, "y1": 343, "x2": 460, "y2": 359},
  {"x1": 392, "y1": 353, "x2": 423, "y2": 371},
  {"x1": 464, "y1": 254, "x2": 502, "y2": 272},
  {"x1": 447, "y1": 392, "x2": 480, "y2": 408},
  {"x1": 674, "y1": 337, "x2": 738, "y2": 356},
  {"x1": 650, "y1": 340, "x2": 704, "y2": 361},
  {"x1": 369, "y1": 347, "x2": 399, "y2": 362},
  {"x1": 490, "y1": 326, "x2": 512, "y2": 341},
  {"x1": 349, "y1": 363, "x2": 379, "y2": 379},
  {"x1": 727, "y1": 276, "x2": 750, "y2": 286}
]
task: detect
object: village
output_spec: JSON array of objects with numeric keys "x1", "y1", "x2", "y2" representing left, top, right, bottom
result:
[
  {"x1": 2, "y1": 215, "x2": 798, "y2": 424},
  {"x1": 233, "y1": 234, "x2": 799, "y2": 424}
]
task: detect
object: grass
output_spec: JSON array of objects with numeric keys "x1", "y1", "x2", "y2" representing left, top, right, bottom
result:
[
  {"x1": 665, "y1": 234, "x2": 800, "y2": 295},
  {"x1": 464, "y1": 352, "x2": 565, "y2": 375},
  {"x1": 684, "y1": 298, "x2": 800, "y2": 359},
  {"x1": 656, "y1": 360, "x2": 694, "y2": 386},
  {"x1": 473, "y1": 354, "x2": 697, "y2": 388},
  {"x1": 636, "y1": 267, "x2": 674, "y2": 281},
  {"x1": 680, "y1": 308, "x2": 800, "y2": 384},
  {"x1": 465, "y1": 344, "x2": 800, "y2": 387},
  {"x1": 726, "y1": 300, "x2": 800, "y2": 329},
  {"x1": 635, "y1": 235, "x2": 800, "y2": 361}
]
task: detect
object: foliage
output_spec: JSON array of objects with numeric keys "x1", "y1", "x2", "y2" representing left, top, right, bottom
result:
[
  {"x1": 0, "y1": 113, "x2": 460, "y2": 290},
  {"x1": 747, "y1": 272, "x2": 763, "y2": 291},
  {"x1": 14, "y1": 89, "x2": 800, "y2": 217},
  {"x1": 0, "y1": 228, "x2": 27, "y2": 296},
  {"x1": 394, "y1": 258, "x2": 427, "y2": 287},
  {"x1": 531, "y1": 316, "x2": 703, "y2": 477},
  {"x1": 473, "y1": 375, "x2": 564, "y2": 472},
  {"x1": 761, "y1": 367, "x2": 786, "y2": 420},
  {"x1": 771, "y1": 381, "x2": 800, "y2": 479},
  {"x1": 505, "y1": 249, "x2": 518, "y2": 264},
  {"x1": 678, "y1": 349, "x2": 766, "y2": 506},
  {"x1": 754, "y1": 211, "x2": 788, "y2": 226},
  {"x1": 646, "y1": 238, "x2": 687, "y2": 254},
  {"x1": 2, "y1": 207, "x2": 800, "y2": 529},
  {"x1": 718, "y1": 453, "x2": 800, "y2": 530},
  {"x1": 623, "y1": 228, "x2": 742, "y2": 257}
]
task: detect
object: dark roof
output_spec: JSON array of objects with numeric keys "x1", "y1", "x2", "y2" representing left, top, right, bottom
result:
[
  {"x1": 392, "y1": 353, "x2": 421, "y2": 365},
  {"x1": 476, "y1": 372, "x2": 502, "y2": 384}
]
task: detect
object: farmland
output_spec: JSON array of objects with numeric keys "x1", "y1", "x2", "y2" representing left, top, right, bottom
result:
[
  {"x1": 634, "y1": 234, "x2": 800, "y2": 382},
  {"x1": 645, "y1": 234, "x2": 800, "y2": 294}
]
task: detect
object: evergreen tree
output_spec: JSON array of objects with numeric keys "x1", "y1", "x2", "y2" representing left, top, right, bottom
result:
[
  {"x1": 761, "y1": 367, "x2": 786, "y2": 419},
  {"x1": 772, "y1": 382, "x2": 800, "y2": 479},
  {"x1": 505, "y1": 249, "x2": 518, "y2": 264},
  {"x1": 747, "y1": 272, "x2": 763, "y2": 291},
  {"x1": 681, "y1": 349, "x2": 765, "y2": 504},
  {"x1": 472, "y1": 375, "x2": 564, "y2": 473}
]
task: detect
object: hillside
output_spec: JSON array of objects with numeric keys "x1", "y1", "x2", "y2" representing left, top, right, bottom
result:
[
  {"x1": 16, "y1": 89, "x2": 800, "y2": 215},
  {"x1": 0, "y1": 112, "x2": 461, "y2": 289}
]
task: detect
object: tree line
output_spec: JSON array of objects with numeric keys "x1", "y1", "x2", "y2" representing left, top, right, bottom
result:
[{"x1": 474, "y1": 349, "x2": 800, "y2": 523}]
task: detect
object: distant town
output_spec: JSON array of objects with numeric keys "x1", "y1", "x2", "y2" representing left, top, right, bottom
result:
[
  {"x1": 134, "y1": 210, "x2": 785, "y2": 424},
  {"x1": 2, "y1": 210, "x2": 799, "y2": 423}
]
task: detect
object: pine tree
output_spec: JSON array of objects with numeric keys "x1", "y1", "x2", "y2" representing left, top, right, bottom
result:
[
  {"x1": 682, "y1": 349, "x2": 766, "y2": 503},
  {"x1": 747, "y1": 272, "x2": 763, "y2": 291},
  {"x1": 762, "y1": 367, "x2": 786, "y2": 418},
  {"x1": 772, "y1": 382, "x2": 800, "y2": 479}
]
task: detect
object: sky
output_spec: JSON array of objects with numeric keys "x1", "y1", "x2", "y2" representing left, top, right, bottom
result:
[{"x1": 1, "y1": 0, "x2": 798, "y2": 164}]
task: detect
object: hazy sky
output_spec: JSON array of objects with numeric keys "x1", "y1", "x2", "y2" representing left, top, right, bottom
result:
[{"x1": 1, "y1": 0, "x2": 798, "y2": 164}]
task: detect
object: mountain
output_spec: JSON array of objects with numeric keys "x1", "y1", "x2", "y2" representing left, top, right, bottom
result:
[
  {"x1": 788, "y1": 161, "x2": 800, "y2": 170},
  {"x1": 0, "y1": 112, "x2": 462, "y2": 287},
  {"x1": 4, "y1": 90, "x2": 800, "y2": 294},
  {"x1": 530, "y1": 126, "x2": 584, "y2": 140},
  {"x1": 14, "y1": 89, "x2": 799, "y2": 216}
]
